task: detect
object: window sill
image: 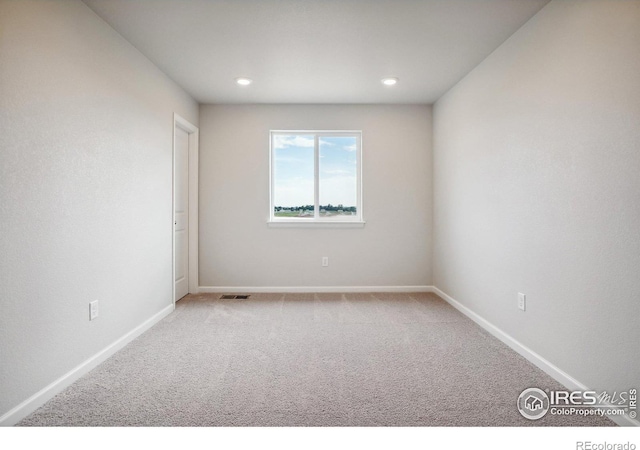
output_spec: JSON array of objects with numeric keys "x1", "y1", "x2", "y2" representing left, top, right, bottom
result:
[{"x1": 268, "y1": 220, "x2": 366, "y2": 228}]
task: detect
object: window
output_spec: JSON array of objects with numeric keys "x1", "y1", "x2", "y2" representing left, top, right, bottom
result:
[{"x1": 269, "y1": 131, "x2": 363, "y2": 226}]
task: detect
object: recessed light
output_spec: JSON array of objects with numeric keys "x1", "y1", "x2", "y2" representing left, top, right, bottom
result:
[
  {"x1": 381, "y1": 77, "x2": 398, "y2": 86},
  {"x1": 235, "y1": 77, "x2": 253, "y2": 86}
]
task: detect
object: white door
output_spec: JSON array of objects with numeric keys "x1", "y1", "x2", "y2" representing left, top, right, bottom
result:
[{"x1": 174, "y1": 125, "x2": 189, "y2": 301}]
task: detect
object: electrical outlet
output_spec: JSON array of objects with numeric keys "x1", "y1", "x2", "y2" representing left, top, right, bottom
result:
[
  {"x1": 518, "y1": 293, "x2": 526, "y2": 311},
  {"x1": 89, "y1": 300, "x2": 99, "y2": 321},
  {"x1": 322, "y1": 257, "x2": 329, "y2": 267}
]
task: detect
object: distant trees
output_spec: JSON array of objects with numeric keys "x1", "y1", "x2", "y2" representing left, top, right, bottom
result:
[
  {"x1": 321, "y1": 204, "x2": 356, "y2": 212},
  {"x1": 274, "y1": 205, "x2": 313, "y2": 211}
]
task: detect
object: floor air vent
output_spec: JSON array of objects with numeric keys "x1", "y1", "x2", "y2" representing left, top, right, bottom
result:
[{"x1": 220, "y1": 294, "x2": 250, "y2": 300}]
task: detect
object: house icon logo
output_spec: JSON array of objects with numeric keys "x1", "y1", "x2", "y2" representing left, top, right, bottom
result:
[
  {"x1": 525, "y1": 395, "x2": 543, "y2": 411},
  {"x1": 517, "y1": 388, "x2": 550, "y2": 420}
]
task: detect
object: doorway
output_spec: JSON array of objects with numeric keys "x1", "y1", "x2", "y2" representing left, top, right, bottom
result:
[{"x1": 173, "y1": 113, "x2": 199, "y2": 303}]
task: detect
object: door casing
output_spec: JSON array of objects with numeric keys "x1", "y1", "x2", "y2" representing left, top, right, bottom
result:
[{"x1": 172, "y1": 113, "x2": 199, "y2": 304}]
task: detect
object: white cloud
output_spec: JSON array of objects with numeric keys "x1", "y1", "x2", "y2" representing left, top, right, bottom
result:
[
  {"x1": 275, "y1": 156, "x2": 305, "y2": 164},
  {"x1": 322, "y1": 169, "x2": 352, "y2": 176},
  {"x1": 319, "y1": 139, "x2": 335, "y2": 147},
  {"x1": 273, "y1": 134, "x2": 314, "y2": 150}
]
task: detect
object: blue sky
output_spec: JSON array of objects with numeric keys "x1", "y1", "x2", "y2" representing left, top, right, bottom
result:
[{"x1": 273, "y1": 134, "x2": 357, "y2": 208}]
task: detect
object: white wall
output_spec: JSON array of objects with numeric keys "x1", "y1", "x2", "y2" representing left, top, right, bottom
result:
[
  {"x1": 433, "y1": 0, "x2": 640, "y2": 393},
  {"x1": 0, "y1": 0, "x2": 198, "y2": 420},
  {"x1": 199, "y1": 104, "x2": 432, "y2": 289}
]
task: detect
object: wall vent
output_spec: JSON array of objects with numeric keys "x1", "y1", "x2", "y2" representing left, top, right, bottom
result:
[{"x1": 219, "y1": 294, "x2": 250, "y2": 300}]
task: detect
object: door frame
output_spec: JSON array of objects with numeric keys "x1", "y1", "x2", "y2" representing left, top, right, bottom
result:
[{"x1": 172, "y1": 113, "x2": 199, "y2": 305}]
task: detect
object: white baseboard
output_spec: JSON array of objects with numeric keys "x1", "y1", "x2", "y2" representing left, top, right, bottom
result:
[
  {"x1": 0, "y1": 303, "x2": 174, "y2": 427},
  {"x1": 198, "y1": 285, "x2": 432, "y2": 294},
  {"x1": 431, "y1": 286, "x2": 639, "y2": 427}
]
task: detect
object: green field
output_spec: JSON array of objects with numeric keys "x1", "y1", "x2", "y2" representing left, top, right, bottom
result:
[{"x1": 274, "y1": 210, "x2": 308, "y2": 217}]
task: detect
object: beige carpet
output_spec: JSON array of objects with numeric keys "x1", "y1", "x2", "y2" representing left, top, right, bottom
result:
[{"x1": 18, "y1": 292, "x2": 613, "y2": 426}]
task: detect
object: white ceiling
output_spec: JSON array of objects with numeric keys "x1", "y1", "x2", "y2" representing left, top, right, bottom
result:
[{"x1": 83, "y1": 0, "x2": 551, "y2": 104}]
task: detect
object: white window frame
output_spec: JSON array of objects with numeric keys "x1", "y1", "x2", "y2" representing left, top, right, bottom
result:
[{"x1": 269, "y1": 130, "x2": 364, "y2": 228}]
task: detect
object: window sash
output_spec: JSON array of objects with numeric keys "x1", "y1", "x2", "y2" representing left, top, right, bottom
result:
[{"x1": 270, "y1": 130, "x2": 362, "y2": 223}]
